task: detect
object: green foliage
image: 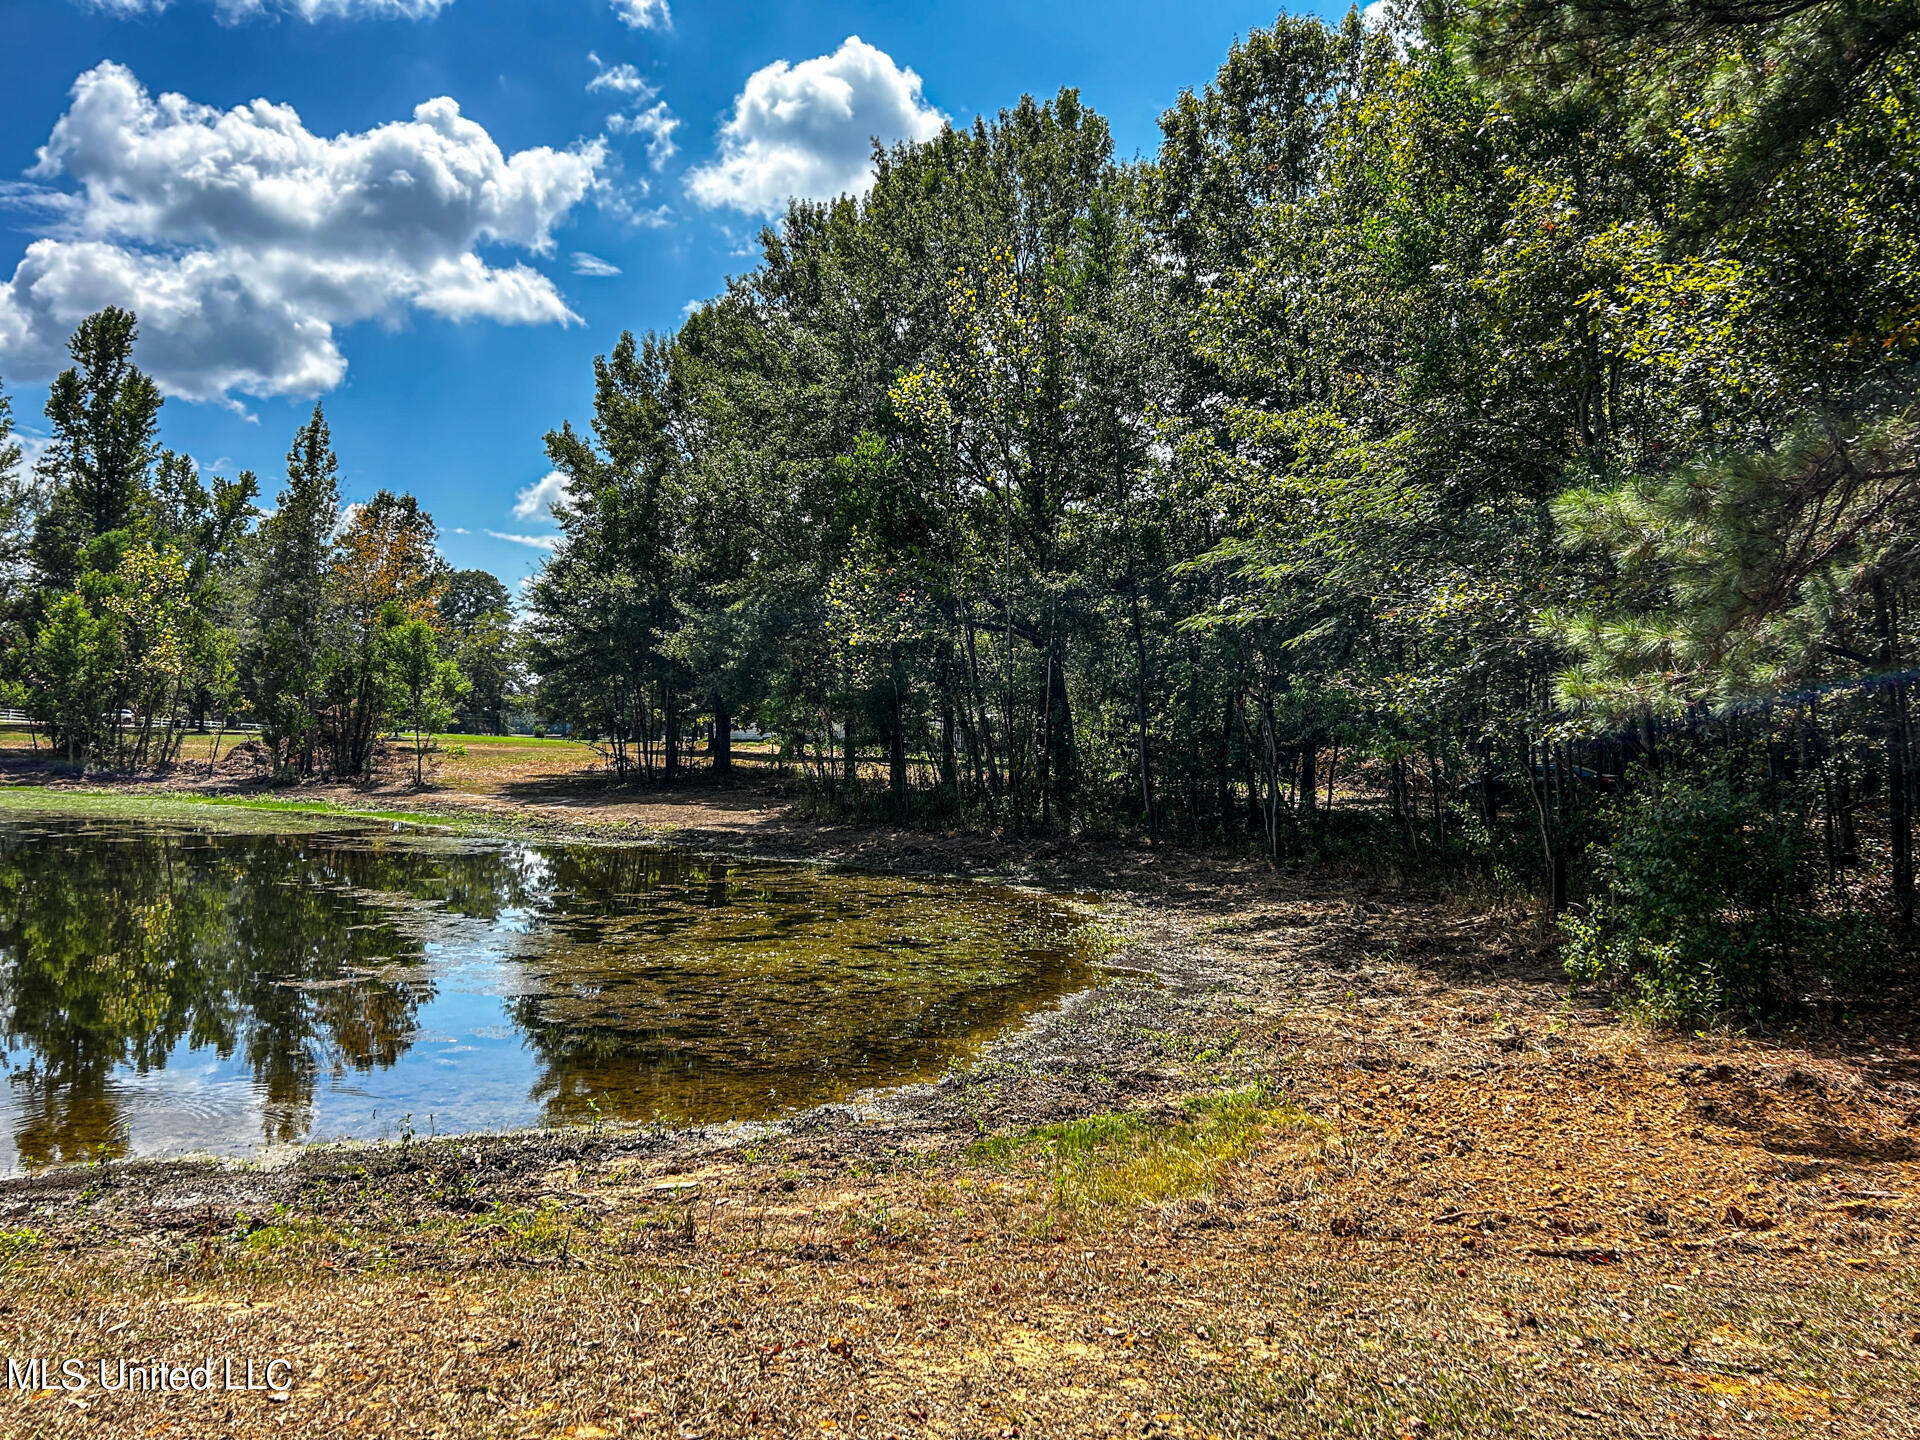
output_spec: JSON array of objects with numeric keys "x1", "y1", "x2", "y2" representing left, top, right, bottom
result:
[
  {"x1": 24, "y1": 591, "x2": 118, "y2": 765},
  {"x1": 966, "y1": 1087, "x2": 1303, "y2": 1213},
  {"x1": 0, "y1": 329, "x2": 508, "y2": 781},
  {"x1": 29, "y1": 307, "x2": 163, "y2": 591},
  {"x1": 1547, "y1": 401, "x2": 1920, "y2": 717},
  {"x1": 524, "y1": 331, "x2": 686, "y2": 783},
  {"x1": 6, "y1": 3, "x2": 1918, "y2": 1025},
  {"x1": 384, "y1": 617, "x2": 467, "y2": 786},
  {"x1": 0, "y1": 377, "x2": 28, "y2": 616},
  {"x1": 243, "y1": 403, "x2": 339, "y2": 773},
  {"x1": 1561, "y1": 766, "x2": 1874, "y2": 1021},
  {"x1": 438, "y1": 569, "x2": 520, "y2": 733}
]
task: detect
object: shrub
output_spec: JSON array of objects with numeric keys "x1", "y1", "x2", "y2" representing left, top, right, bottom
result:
[{"x1": 1561, "y1": 769, "x2": 1870, "y2": 1023}]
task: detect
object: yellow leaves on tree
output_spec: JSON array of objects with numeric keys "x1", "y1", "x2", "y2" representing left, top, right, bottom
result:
[{"x1": 331, "y1": 490, "x2": 444, "y2": 639}]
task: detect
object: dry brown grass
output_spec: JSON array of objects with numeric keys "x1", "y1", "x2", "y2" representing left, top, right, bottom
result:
[
  {"x1": 0, "y1": 765, "x2": 1915, "y2": 1438},
  {"x1": 2, "y1": 970, "x2": 1915, "y2": 1440}
]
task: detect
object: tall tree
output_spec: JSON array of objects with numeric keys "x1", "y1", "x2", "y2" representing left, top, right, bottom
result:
[
  {"x1": 437, "y1": 568, "x2": 518, "y2": 733},
  {"x1": 384, "y1": 618, "x2": 467, "y2": 786},
  {"x1": 0, "y1": 376, "x2": 29, "y2": 620},
  {"x1": 321, "y1": 489, "x2": 445, "y2": 778},
  {"x1": 526, "y1": 332, "x2": 684, "y2": 782},
  {"x1": 244, "y1": 404, "x2": 341, "y2": 776},
  {"x1": 31, "y1": 308, "x2": 163, "y2": 590}
]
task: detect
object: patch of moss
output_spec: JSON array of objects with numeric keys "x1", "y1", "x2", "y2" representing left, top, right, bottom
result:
[
  {"x1": 966, "y1": 1086, "x2": 1314, "y2": 1212},
  {"x1": 0, "y1": 785, "x2": 453, "y2": 831}
]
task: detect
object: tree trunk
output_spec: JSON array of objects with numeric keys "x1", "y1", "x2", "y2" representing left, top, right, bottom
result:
[
  {"x1": 1128, "y1": 580, "x2": 1156, "y2": 841},
  {"x1": 888, "y1": 648, "x2": 908, "y2": 810},
  {"x1": 1525, "y1": 736, "x2": 1564, "y2": 916},
  {"x1": 938, "y1": 685, "x2": 958, "y2": 801},
  {"x1": 710, "y1": 702, "x2": 732, "y2": 776},
  {"x1": 964, "y1": 624, "x2": 1001, "y2": 816},
  {"x1": 1238, "y1": 700, "x2": 1262, "y2": 836},
  {"x1": 1877, "y1": 581, "x2": 1913, "y2": 927},
  {"x1": 1479, "y1": 737, "x2": 1496, "y2": 826},
  {"x1": 1047, "y1": 640, "x2": 1073, "y2": 830},
  {"x1": 1216, "y1": 694, "x2": 1234, "y2": 831},
  {"x1": 665, "y1": 685, "x2": 680, "y2": 784}
]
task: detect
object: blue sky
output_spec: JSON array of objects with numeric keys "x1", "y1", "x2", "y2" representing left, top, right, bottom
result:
[{"x1": 0, "y1": 0, "x2": 1346, "y2": 592}]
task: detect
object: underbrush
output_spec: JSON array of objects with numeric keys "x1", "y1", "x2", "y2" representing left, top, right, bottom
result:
[{"x1": 1561, "y1": 768, "x2": 1888, "y2": 1025}]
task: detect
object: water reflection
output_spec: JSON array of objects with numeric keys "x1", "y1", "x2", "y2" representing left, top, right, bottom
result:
[{"x1": 0, "y1": 816, "x2": 1099, "y2": 1171}]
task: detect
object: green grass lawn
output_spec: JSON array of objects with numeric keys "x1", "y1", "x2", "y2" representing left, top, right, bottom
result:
[
  {"x1": 429, "y1": 732, "x2": 591, "y2": 749},
  {"x1": 0, "y1": 785, "x2": 457, "y2": 830}
]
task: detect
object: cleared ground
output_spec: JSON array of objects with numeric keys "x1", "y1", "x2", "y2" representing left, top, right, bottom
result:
[{"x1": 0, "y1": 762, "x2": 1914, "y2": 1439}]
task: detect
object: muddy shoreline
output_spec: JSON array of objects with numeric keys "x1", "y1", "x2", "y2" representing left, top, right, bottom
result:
[
  {"x1": 0, "y1": 769, "x2": 1302, "y2": 1217},
  {"x1": 2, "y1": 768, "x2": 1917, "y2": 1438}
]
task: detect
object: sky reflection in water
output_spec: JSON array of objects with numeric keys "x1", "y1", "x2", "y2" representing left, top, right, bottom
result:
[{"x1": 0, "y1": 815, "x2": 1101, "y2": 1172}]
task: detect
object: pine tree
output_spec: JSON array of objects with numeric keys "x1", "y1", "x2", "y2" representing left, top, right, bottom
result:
[
  {"x1": 0, "y1": 376, "x2": 29, "y2": 618},
  {"x1": 244, "y1": 404, "x2": 340, "y2": 775},
  {"x1": 30, "y1": 308, "x2": 164, "y2": 590}
]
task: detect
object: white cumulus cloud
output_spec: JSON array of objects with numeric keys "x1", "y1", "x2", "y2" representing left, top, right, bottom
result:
[
  {"x1": 686, "y1": 37, "x2": 945, "y2": 217},
  {"x1": 570, "y1": 252, "x2": 621, "y2": 277},
  {"x1": 586, "y1": 55, "x2": 652, "y2": 96},
  {"x1": 590, "y1": 54, "x2": 678, "y2": 170},
  {"x1": 610, "y1": 0, "x2": 668, "y2": 31},
  {"x1": 0, "y1": 63, "x2": 603, "y2": 404},
  {"x1": 511, "y1": 470, "x2": 574, "y2": 520}
]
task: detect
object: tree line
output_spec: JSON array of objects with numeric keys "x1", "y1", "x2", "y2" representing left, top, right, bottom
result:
[
  {"x1": 3, "y1": 0, "x2": 1917, "y2": 1020},
  {"x1": 0, "y1": 309, "x2": 522, "y2": 780},
  {"x1": 520, "y1": 0, "x2": 1920, "y2": 1019}
]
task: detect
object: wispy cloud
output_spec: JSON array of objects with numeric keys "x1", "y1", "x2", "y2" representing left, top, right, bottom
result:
[
  {"x1": 571, "y1": 252, "x2": 622, "y2": 277},
  {"x1": 486, "y1": 530, "x2": 559, "y2": 550},
  {"x1": 610, "y1": 0, "x2": 668, "y2": 31},
  {"x1": 586, "y1": 54, "x2": 653, "y2": 95},
  {"x1": 81, "y1": 0, "x2": 456, "y2": 19},
  {"x1": 13, "y1": 430, "x2": 52, "y2": 474},
  {"x1": 590, "y1": 53, "x2": 678, "y2": 170},
  {"x1": 607, "y1": 104, "x2": 678, "y2": 168}
]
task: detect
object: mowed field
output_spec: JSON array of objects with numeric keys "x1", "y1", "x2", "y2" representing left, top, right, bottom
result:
[
  {"x1": 0, "y1": 725, "x2": 600, "y2": 793},
  {"x1": 0, "y1": 724, "x2": 797, "y2": 792},
  {"x1": 0, "y1": 721, "x2": 942, "y2": 804}
]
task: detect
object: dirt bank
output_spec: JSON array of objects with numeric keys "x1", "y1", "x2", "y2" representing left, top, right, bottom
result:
[{"x1": 0, "y1": 767, "x2": 1916, "y2": 1438}]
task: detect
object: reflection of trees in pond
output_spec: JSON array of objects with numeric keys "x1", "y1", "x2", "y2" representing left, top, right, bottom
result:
[
  {"x1": 0, "y1": 823, "x2": 535, "y2": 1164},
  {"x1": 0, "y1": 822, "x2": 1102, "y2": 1159},
  {"x1": 507, "y1": 847, "x2": 1098, "y2": 1127}
]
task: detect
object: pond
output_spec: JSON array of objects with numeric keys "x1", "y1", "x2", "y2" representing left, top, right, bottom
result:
[{"x1": 0, "y1": 809, "x2": 1106, "y2": 1173}]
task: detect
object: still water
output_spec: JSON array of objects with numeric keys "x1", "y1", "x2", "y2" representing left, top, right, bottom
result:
[{"x1": 0, "y1": 812, "x2": 1103, "y2": 1172}]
